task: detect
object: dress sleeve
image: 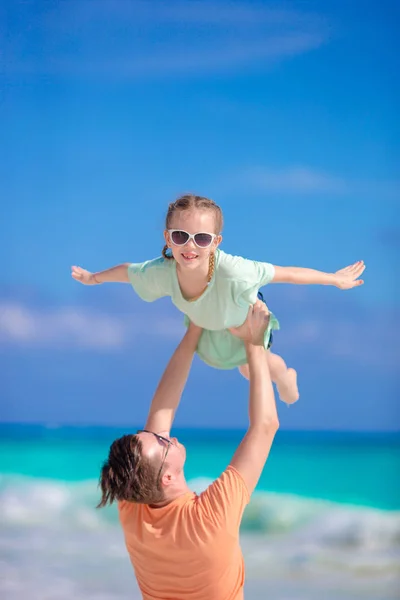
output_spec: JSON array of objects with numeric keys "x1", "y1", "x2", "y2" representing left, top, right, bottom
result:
[
  {"x1": 196, "y1": 467, "x2": 250, "y2": 534},
  {"x1": 127, "y1": 257, "x2": 171, "y2": 302}
]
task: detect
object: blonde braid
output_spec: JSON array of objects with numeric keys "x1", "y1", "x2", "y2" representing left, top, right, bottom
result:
[
  {"x1": 187, "y1": 252, "x2": 215, "y2": 302},
  {"x1": 207, "y1": 251, "x2": 215, "y2": 283},
  {"x1": 162, "y1": 244, "x2": 173, "y2": 260}
]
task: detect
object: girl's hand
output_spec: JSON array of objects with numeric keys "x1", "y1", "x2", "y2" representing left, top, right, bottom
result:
[
  {"x1": 334, "y1": 261, "x2": 365, "y2": 290},
  {"x1": 71, "y1": 266, "x2": 100, "y2": 285}
]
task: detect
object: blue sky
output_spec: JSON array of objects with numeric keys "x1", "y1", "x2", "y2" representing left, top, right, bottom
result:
[{"x1": 1, "y1": 0, "x2": 399, "y2": 430}]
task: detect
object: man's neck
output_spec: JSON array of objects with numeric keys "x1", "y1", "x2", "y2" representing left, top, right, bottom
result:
[{"x1": 150, "y1": 481, "x2": 192, "y2": 508}]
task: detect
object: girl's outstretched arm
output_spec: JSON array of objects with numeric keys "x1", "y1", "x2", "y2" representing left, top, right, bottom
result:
[
  {"x1": 71, "y1": 263, "x2": 130, "y2": 285},
  {"x1": 271, "y1": 261, "x2": 365, "y2": 290}
]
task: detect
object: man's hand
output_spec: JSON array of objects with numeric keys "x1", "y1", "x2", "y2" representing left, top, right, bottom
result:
[
  {"x1": 229, "y1": 301, "x2": 270, "y2": 346},
  {"x1": 71, "y1": 266, "x2": 100, "y2": 285},
  {"x1": 334, "y1": 261, "x2": 365, "y2": 290}
]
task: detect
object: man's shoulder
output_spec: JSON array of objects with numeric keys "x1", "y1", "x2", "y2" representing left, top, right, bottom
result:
[
  {"x1": 203, "y1": 466, "x2": 250, "y2": 498},
  {"x1": 117, "y1": 499, "x2": 136, "y2": 517},
  {"x1": 196, "y1": 466, "x2": 250, "y2": 527}
]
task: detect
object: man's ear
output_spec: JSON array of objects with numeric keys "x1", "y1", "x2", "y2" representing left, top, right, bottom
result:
[{"x1": 160, "y1": 470, "x2": 175, "y2": 488}]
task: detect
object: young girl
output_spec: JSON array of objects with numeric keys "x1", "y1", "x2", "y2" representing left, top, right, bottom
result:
[{"x1": 71, "y1": 194, "x2": 365, "y2": 405}]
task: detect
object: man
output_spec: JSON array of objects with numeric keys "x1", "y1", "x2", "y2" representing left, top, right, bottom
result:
[{"x1": 98, "y1": 301, "x2": 279, "y2": 600}]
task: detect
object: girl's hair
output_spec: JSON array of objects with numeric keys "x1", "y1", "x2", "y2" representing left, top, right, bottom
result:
[
  {"x1": 97, "y1": 434, "x2": 164, "y2": 507},
  {"x1": 162, "y1": 194, "x2": 223, "y2": 260}
]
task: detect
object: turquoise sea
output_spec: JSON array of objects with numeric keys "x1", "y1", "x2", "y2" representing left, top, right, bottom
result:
[{"x1": 1, "y1": 424, "x2": 399, "y2": 600}]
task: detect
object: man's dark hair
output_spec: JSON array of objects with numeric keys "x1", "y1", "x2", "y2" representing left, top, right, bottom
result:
[{"x1": 97, "y1": 434, "x2": 164, "y2": 507}]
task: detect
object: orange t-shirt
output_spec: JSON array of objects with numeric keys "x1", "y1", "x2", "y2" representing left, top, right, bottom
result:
[{"x1": 118, "y1": 466, "x2": 250, "y2": 600}]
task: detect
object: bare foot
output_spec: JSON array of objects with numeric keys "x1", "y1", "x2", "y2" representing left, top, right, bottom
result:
[{"x1": 276, "y1": 368, "x2": 299, "y2": 405}]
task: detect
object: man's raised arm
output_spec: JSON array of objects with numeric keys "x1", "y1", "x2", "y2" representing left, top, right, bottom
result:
[
  {"x1": 144, "y1": 323, "x2": 202, "y2": 435},
  {"x1": 230, "y1": 302, "x2": 279, "y2": 496}
]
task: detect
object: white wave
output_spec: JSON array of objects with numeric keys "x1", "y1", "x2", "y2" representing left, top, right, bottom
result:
[
  {"x1": 243, "y1": 491, "x2": 400, "y2": 550},
  {"x1": 0, "y1": 475, "x2": 399, "y2": 599},
  {"x1": 1, "y1": 474, "x2": 400, "y2": 550},
  {"x1": 0, "y1": 475, "x2": 117, "y2": 530},
  {"x1": 187, "y1": 476, "x2": 213, "y2": 494}
]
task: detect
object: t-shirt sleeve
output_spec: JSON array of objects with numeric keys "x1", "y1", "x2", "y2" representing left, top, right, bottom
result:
[
  {"x1": 222, "y1": 254, "x2": 275, "y2": 287},
  {"x1": 256, "y1": 260, "x2": 275, "y2": 286},
  {"x1": 197, "y1": 466, "x2": 250, "y2": 534},
  {"x1": 127, "y1": 257, "x2": 171, "y2": 302},
  {"x1": 239, "y1": 256, "x2": 275, "y2": 287},
  {"x1": 222, "y1": 254, "x2": 275, "y2": 309}
]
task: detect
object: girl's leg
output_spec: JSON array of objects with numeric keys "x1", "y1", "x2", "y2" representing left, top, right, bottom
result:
[
  {"x1": 238, "y1": 363, "x2": 250, "y2": 379},
  {"x1": 267, "y1": 351, "x2": 299, "y2": 405},
  {"x1": 238, "y1": 350, "x2": 299, "y2": 405}
]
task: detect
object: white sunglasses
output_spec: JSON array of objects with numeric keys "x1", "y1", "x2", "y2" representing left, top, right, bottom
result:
[{"x1": 168, "y1": 229, "x2": 217, "y2": 249}]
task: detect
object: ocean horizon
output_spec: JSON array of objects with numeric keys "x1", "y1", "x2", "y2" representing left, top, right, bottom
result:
[{"x1": 1, "y1": 423, "x2": 399, "y2": 599}]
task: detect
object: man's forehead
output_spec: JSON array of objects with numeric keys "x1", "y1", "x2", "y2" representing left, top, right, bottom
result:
[{"x1": 139, "y1": 432, "x2": 163, "y2": 458}]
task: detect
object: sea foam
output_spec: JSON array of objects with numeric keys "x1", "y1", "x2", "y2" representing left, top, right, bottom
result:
[{"x1": 1, "y1": 473, "x2": 399, "y2": 600}]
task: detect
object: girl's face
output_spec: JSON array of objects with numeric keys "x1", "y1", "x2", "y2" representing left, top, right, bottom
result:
[{"x1": 164, "y1": 209, "x2": 222, "y2": 273}]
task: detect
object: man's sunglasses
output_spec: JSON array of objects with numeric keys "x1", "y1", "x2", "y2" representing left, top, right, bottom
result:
[
  {"x1": 168, "y1": 229, "x2": 216, "y2": 249},
  {"x1": 137, "y1": 430, "x2": 174, "y2": 483}
]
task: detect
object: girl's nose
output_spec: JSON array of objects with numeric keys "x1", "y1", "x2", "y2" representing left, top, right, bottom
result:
[{"x1": 184, "y1": 239, "x2": 197, "y2": 251}]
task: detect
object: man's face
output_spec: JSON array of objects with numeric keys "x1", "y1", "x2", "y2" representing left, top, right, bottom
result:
[{"x1": 137, "y1": 431, "x2": 186, "y2": 482}]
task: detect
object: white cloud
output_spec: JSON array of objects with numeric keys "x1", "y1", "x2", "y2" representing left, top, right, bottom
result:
[
  {"x1": 42, "y1": 1, "x2": 326, "y2": 29},
  {"x1": 241, "y1": 166, "x2": 347, "y2": 194},
  {"x1": 0, "y1": 302, "x2": 182, "y2": 351},
  {"x1": 235, "y1": 165, "x2": 400, "y2": 197},
  {"x1": 279, "y1": 313, "x2": 400, "y2": 370},
  {"x1": 94, "y1": 2, "x2": 322, "y2": 27},
  {"x1": 1, "y1": 298, "x2": 398, "y2": 371},
  {"x1": 1, "y1": 1, "x2": 328, "y2": 78}
]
